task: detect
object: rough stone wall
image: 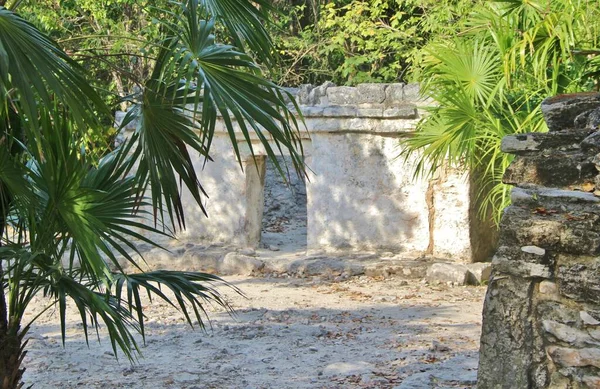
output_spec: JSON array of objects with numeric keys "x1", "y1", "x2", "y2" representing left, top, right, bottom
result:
[{"x1": 478, "y1": 93, "x2": 600, "y2": 388}]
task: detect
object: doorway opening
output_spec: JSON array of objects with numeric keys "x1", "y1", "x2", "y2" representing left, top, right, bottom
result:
[{"x1": 261, "y1": 156, "x2": 307, "y2": 252}]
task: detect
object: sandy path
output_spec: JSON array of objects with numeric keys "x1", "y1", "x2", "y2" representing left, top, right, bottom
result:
[{"x1": 21, "y1": 275, "x2": 485, "y2": 389}]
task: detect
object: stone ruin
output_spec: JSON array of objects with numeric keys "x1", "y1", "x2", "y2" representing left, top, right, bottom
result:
[
  {"x1": 117, "y1": 83, "x2": 497, "y2": 266},
  {"x1": 478, "y1": 93, "x2": 600, "y2": 388}
]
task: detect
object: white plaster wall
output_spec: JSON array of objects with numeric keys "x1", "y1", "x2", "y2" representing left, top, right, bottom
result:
[
  {"x1": 432, "y1": 169, "x2": 472, "y2": 261},
  {"x1": 306, "y1": 134, "x2": 430, "y2": 254}
]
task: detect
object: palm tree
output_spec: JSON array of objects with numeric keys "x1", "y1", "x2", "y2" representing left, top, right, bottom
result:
[
  {"x1": 403, "y1": 0, "x2": 600, "y2": 223},
  {"x1": 0, "y1": 1, "x2": 304, "y2": 388}
]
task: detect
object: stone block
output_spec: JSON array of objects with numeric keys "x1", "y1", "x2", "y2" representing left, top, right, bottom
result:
[
  {"x1": 492, "y1": 256, "x2": 552, "y2": 279},
  {"x1": 221, "y1": 252, "x2": 264, "y2": 275},
  {"x1": 541, "y1": 93, "x2": 600, "y2": 131},
  {"x1": 356, "y1": 83, "x2": 386, "y2": 104},
  {"x1": 306, "y1": 81, "x2": 335, "y2": 105},
  {"x1": 327, "y1": 86, "x2": 359, "y2": 105},
  {"x1": 478, "y1": 275, "x2": 535, "y2": 388},
  {"x1": 510, "y1": 187, "x2": 600, "y2": 207},
  {"x1": 466, "y1": 262, "x2": 492, "y2": 284},
  {"x1": 581, "y1": 311, "x2": 600, "y2": 326},
  {"x1": 382, "y1": 105, "x2": 417, "y2": 118},
  {"x1": 501, "y1": 128, "x2": 595, "y2": 154},
  {"x1": 542, "y1": 320, "x2": 599, "y2": 347},
  {"x1": 322, "y1": 106, "x2": 357, "y2": 117},
  {"x1": 575, "y1": 107, "x2": 600, "y2": 129},
  {"x1": 403, "y1": 83, "x2": 420, "y2": 101},
  {"x1": 385, "y1": 83, "x2": 404, "y2": 103},
  {"x1": 547, "y1": 346, "x2": 600, "y2": 369},
  {"x1": 426, "y1": 263, "x2": 470, "y2": 285},
  {"x1": 557, "y1": 260, "x2": 600, "y2": 303},
  {"x1": 503, "y1": 152, "x2": 597, "y2": 189}
]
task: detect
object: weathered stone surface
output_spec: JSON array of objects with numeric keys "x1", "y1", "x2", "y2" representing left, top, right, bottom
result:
[
  {"x1": 575, "y1": 107, "x2": 600, "y2": 129},
  {"x1": 478, "y1": 275, "x2": 535, "y2": 388},
  {"x1": 322, "y1": 106, "x2": 357, "y2": 117},
  {"x1": 426, "y1": 263, "x2": 470, "y2": 285},
  {"x1": 385, "y1": 83, "x2": 404, "y2": 103},
  {"x1": 382, "y1": 106, "x2": 417, "y2": 118},
  {"x1": 541, "y1": 93, "x2": 600, "y2": 131},
  {"x1": 556, "y1": 259, "x2": 600, "y2": 303},
  {"x1": 403, "y1": 83, "x2": 420, "y2": 101},
  {"x1": 547, "y1": 346, "x2": 600, "y2": 369},
  {"x1": 492, "y1": 256, "x2": 553, "y2": 279},
  {"x1": 581, "y1": 311, "x2": 600, "y2": 326},
  {"x1": 500, "y1": 206, "x2": 600, "y2": 255},
  {"x1": 466, "y1": 262, "x2": 492, "y2": 284},
  {"x1": 356, "y1": 83, "x2": 387, "y2": 104},
  {"x1": 511, "y1": 187, "x2": 600, "y2": 207},
  {"x1": 322, "y1": 361, "x2": 374, "y2": 377},
  {"x1": 327, "y1": 86, "x2": 360, "y2": 105},
  {"x1": 539, "y1": 281, "x2": 560, "y2": 299},
  {"x1": 542, "y1": 320, "x2": 600, "y2": 347},
  {"x1": 581, "y1": 131, "x2": 600, "y2": 152},
  {"x1": 583, "y1": 376, "x2": 600, "y2": 388},
  {"x1": 503, "y1": 152, "x2": 597, "y2": 188},
  {"x1": 221, "y1": 252, "x2": 264, "y2": 275},
  {"x1": 537, "y1": 301, "x2": 580, "y2": 325},
  {"x1": 501, "y1": 129, "x2": 595, "y2": 154}
]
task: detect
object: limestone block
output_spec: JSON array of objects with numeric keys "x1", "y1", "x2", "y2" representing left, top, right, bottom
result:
[
  {"x1": 547, "y1": 346, "x2": 600, "y2": 369},
  {"x1": 510, "y1": 187, "x2": 600, "y2": 207},
  {"x1": 503, "y1": 152, "x2": 597, "y2": 189},
  {"x1": 478, "y1": 275, "x2": 535, "y2": 388},
  {"x1": 403, "y1": 83, "x2": 420, "y2": 101},
  {"x1": 297, "y1": 84, "x2": 314, "y2": 105},
  {"x1": 322, "y1": 106, "x2": 357, "y2": 117},
  {"x1": 466, "y1": 262, "x2": 492, "y2": 284},
  {"x1": 581, "y1": 311, "x2": 600, "y2": 326},
  {"x1": 382, "y1": 105, "x2": 417, "y2": 118},
  {"x1": 327, "y1": 86, "x2": 359, "y2": 105},
  {"x1": 583, "y1": 376, "x2": 600, "y2": 388},
  {"x1": 221, "y1": 252, "x2": 264, "y2": 275},
  {"x1": 356, "y1": 83, "x2": 387, "y2": 104},
  {"x1": 307, "y1": 81, "x2": 335, "y2": 105},
  {"x1": 384, "y1": 83, "x2": 404, "y2": 103},
  {"x1": 541, "y1": 93, "x2": 600, "y2": 131},
  {"x1": 542, "y1": 320, "x2": 600, "y2": 347},
  {"x1": 426, "y1": 263, "x2": 470, "y2": 285},
  {"x1": 539, "y1": 281, "x2": 559, "y2": 298},
  {"x1": 500, "y1": 206, "x2": 600, "y2": 255},
  {"x1": 492, "y1": 256, "x2": 552, "y2": 279},
  {"x1": 501, "y1": 128, "x2": 594, "y2": 154},
  {"x1": 557, "y1": 260, "x2": 600, "y2": 303}
]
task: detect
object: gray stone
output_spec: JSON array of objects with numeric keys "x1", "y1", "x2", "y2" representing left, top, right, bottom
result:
[
  {"x1": 403, "y1": 83, "x2": 420, "y2": 101},
  {"x1": 385, "y1": 83, "x2": 404, "y2": 103},
  {"x1": 541, "y1": 93, "x2": 600, "y2": 131},
  {"x1": 426, "y1": 263, "x2": 470, "y2": 285},
  {"x1": 322, "y1": 106, "x2": 357, "y2": 117},
  {"x1": 221, "y1": 253, "x2": 264, "y2": 275},
  {"x1": 575, "y1": 108, "x2": 600, "y2": 129},
  {"x1": 466, "y1": 262, "x2": 492, "y2": 284},
  {"x1": 501, "y1": 134, "x2": 542, "y2": 153},
  {"x1": 557, "y1": 260, "x2": 600, "y2": 302},
  {"x1": 478, "y1": 275, "x2": 535, "y2": 388},
  {"x1": 383, "y1": 106, "x2": 417, "y2": 118},
  {"x1": 542, "y1": 320, "x2": 600, "y2": 347},
  {"x1": 501, "y1": 128, "x2": 594, "y2": 154},
  {"x1": 327, "y1": 86, "x2": 359, "y2": 105},
  {"x1": 581, "y1": 311, "x2": 600, "y2": 326},
  {"x1": 547, "y1": 346, "x2": 600, "y2": 368},
  {"x1": 297, "y1": 84, "x2": 314, "y2": 105},
  {"x1": 521, "y1": 245, "x2": 546, "y2": 256},
  {"x1": 356, "y1": 83, "x2": 387, "y2": 104},
  {"x1": 306, "y1": 81, "x2": 335, "y2": 105},
  {"x1": 492, "y1": 256, "x2": 552, "y2": 279}
]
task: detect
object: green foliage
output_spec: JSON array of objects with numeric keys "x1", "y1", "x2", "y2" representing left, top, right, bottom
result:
[
  {"x1": 403, "y1": 0, "x2": 600, "y2": 223},
  {"x1": 0, "y1": 0, "x2": 303, "y2": 386},
  {"x1": 269, "y1": 0, "x2": 479, "y2": 85}
]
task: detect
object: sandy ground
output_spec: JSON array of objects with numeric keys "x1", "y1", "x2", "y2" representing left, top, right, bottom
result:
[{"x1": 21, "y1": 274, "x2": 485, "y2": 389}]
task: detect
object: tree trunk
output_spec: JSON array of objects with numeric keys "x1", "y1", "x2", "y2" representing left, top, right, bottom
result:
[
  {"x1": 0, "y1": 327, "x2": 26, "y2": 389},
  {"x1": 0, "y1": 186, "x2": 24, "y2": 389}
]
